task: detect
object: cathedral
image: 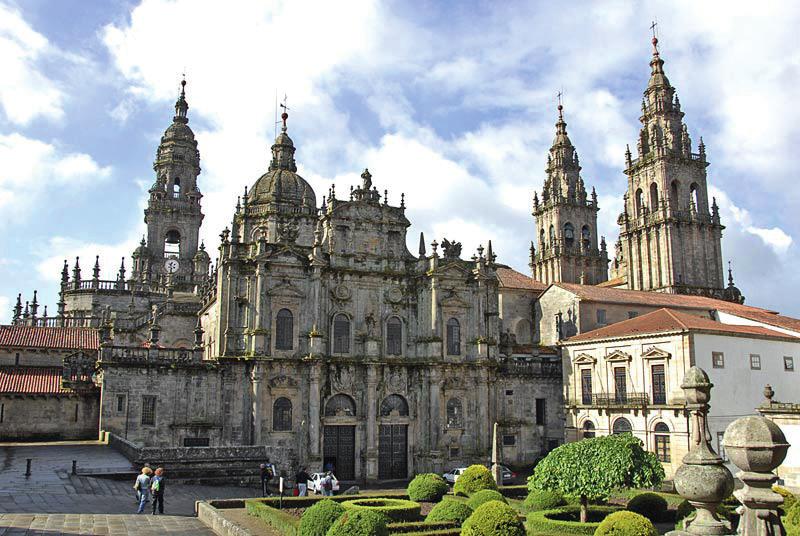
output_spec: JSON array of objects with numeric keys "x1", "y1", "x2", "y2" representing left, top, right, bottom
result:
[{"x1": 2, "y1": 36, "x2": 754, "y2": 482}]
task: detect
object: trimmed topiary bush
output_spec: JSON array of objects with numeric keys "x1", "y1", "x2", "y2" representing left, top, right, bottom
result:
[
  {"x1": 462, "y1": 500, "x2": 525, "y2": 536},
  {"x1": 426, "y1": 499, "x2": 474, "y2": 525},
  {"x1": 526, "y1": 506, "x2": 620, "y2": 536},
  {"x1": 787, "y1": 503, "x2": 800, "y2": 532},
  {"x1": 774, "y1": 485, "x2": 797, "y2": 514},
  {"x1": 408, "y1": 473, "x2": 449, "y2": 502},
  {"x1": 467, "y1": 489, "x2": 507, "y2": 510},
  {"x1": 341, "y1": 498, "x2": 421, "y2": 523},
  {"x1": 326, "y1": 509, "x2": 389, "y2": 536},
  {"x1": 300, "y1": 499, "x2": 345, "y2": 536},
  {"x1": 595, "y1": 510, "x2": 657, "y2": 536},
  {"x1": 626, "y1": 492, "x2": 668, "y2": 522},
  {"x1": 453, "y1": 465, "x2": 498, "y2": 497},
  {"x1": 524, "y1": 489, "x2": 566, "y2": 511}
]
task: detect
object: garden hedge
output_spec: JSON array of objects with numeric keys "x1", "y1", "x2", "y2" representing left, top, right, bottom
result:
[
  {"x1": 525, "y1": 505, "x2": 620, "y2": 536},
  {"x1": 497, "y1": 484, "x2": 528, "y2": 499},
  {"x1": 386, "y1": 521, "x2": 457, "y2": 534},
  {"x1": 246, "y1": 500, "x2": 300, "y2": 536},
  {"x1": 774, "y1": 485, "x2": 797, "y2": 514},
  {"x1": 626, "y1": 492, "x2": 668, "y2": 522},
  {"x1": 425, "y1": 499, "x2": 474, "y2": 525},
  {"x1": 787, "y1": 503, "x2": 800, "y2": 533},
  {"x1": 299, "y1": 499, "x2": 346, "y2": 536},
  {"x1": 524, "y1": 489, "x2": 566, "y2": 512},
  {"x1": 595, "y1": 510, "x2": 658, "y2": 536},
  {"x1": 341, "y1": 498, "x2": 422, "y2": 523},
  {"x1": 326, "y1": 509, "x2": 389, "y2": 536},
  {"x1": 453, "y1": 465, "x2": 498, "y2": 497},
  {"x1": 461, "y1": 500, "x2": 525, "y2": 536},
  {"x1": 466, "y1": 489, "x2": 507, "y2": 510},
  {"x1": 407, "y1": 474, "x2": 449, "y2": 502},
  {"x1": 249, "y1": 490, "x2": 410, "y2": 509}
]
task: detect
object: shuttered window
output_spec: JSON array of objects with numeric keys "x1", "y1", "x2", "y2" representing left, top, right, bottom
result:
[
  {"x1": 275, "y1": 309, "x2": 293, "y2": 350},
  {"x1": 387, "y1": 317, "x2": 402, "y2": 356}
]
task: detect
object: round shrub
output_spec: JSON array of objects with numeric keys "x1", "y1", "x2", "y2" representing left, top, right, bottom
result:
[
  {"x1": 407, "y1": 473, "x2": 449, "y2": 502},
  {"x1": 774, "y1": 485, "x2": 797, "y2": 513},
  {"x1": 341, "y1": 498, "x2": 421, "y2": 523},
  {"x1": 467, "y1": 489, "x2": 507, "y2": 510},
  {"x1": 325, "y1": 509, "x2": 389, "y2": 536},
  {"x1": 425, "y1": 498, "x2": 473, "y2": 525},
  {"x1": 595, "y1": 510, "x2": 657, "y2": 536},
  {"x1": 300, "y1": 499, "x2": 346, "y2": 536},
  {"x1": 462, "y1": 500, "x2": 525, "y2": 536},
  {"x1": 626, "y1": 492, "x2": 668, "y2": 522},
  {"x1": 453, "y1": 465, "x2": 498, "y2": 497},
  {"x1": 527, "y1": 505, "x2": 620, "y2": 535},
  {"x1": 524, "y1": 489, "x2": 566, "y2": 511},
  {"x1": 787, "y1": 503, "x2": 800, "y2": 531}
]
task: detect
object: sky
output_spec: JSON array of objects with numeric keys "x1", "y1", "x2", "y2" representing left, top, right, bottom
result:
[{"x1": 0, "y1": 0, "x2": 799, "y2": 322}]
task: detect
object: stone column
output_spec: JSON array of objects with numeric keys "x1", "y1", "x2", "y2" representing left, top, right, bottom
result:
[
  {"x1": 309, "y1": 363, "x2": 322, "y2": 459},
  {"x1": 429, "y1": 367, "x2": 442, "y2": 457},
  {"x1": 252, "y1": 364, "x2": 264, "y2": 445},
  {"x1": 477, "y1": 368, "x2": 490, "y2": 455},
  {"x1": 253, "y1": 263, "x2": 266, "y2": 354},
  {"x1": 366, "y1": 365, "x2": 379, "y2": 482}
]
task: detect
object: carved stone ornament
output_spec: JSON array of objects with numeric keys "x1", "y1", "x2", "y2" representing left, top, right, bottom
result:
[
  {"x1": 332, "y1": 284, "x2": 351, "y2": 302},
  {"x1": 276, "y1": 218, "x2": 299, "y2": 244},
  {"x1": 385, "y1": 367, "x2": 407, "y2": 393},
  {"x1": 270, "y1": 375, "x2": 298, "y2": 388},
  {"x1": 641, "y1": 346, "x2": 671, "y2": 360},
  {"x1": 572, "y1": 352, "x2": 596, "y2": 364},
  {"x1": 385, "y1": 287, "x2": 403, "y2": 304},
  {"x1": 441, "y1": 238, "x2": 462, "y2": 259},
  {"x1": 606, "y1": 349, "x2": 632, "y2": 362},
  {"x1": 331, "y1": 367, "x2": 355, "y2": 393},
  {"x1": 443, "y1": 376, "x2": 466, "y2": 390}
]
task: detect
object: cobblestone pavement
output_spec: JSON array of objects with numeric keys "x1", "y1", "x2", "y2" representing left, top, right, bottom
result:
[{"x1": 0, "y1": 442, "x2": 263, "y2": 533}]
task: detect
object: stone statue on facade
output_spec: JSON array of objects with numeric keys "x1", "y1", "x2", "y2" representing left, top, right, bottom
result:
[{"x1": 441, "y1": 239, "x2": 462, "y2": 260}]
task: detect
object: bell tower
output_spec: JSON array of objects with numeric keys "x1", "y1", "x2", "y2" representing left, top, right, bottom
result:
[
  {"x1": 137, "y1": 78, "x2": 204, "y2": 287},
  {"x1": 530, "y1": 103, "x2": 609, "y2": 285},
  {"x1": 614, "y1": 36, "x2": 725, "y2": 297}
]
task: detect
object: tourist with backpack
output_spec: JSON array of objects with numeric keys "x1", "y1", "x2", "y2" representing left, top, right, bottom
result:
[
  {"x1": 321, "y1": 471, "x2": 334, "y2": 497},
  {"x1": 260, "y1": 460, "x2": 275, "y2": 496},
  {"x1": 150, "y1": 467, "x2": 165, "y2": 515},
  {"x1": 295, "y1": 467, "x2": 310, "y2": 497},
  {"x1": 134, "y1": 466, "x2": 152, "y2": 514}
]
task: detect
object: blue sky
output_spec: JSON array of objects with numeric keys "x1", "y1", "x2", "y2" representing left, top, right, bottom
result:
[{"x1": 1, "y1": 0, "x2": 799, "y2": 321}]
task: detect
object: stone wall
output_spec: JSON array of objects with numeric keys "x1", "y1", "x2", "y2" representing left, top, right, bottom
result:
[
  {"x1": 0, "y1": 392, "x2": 100, "y2": 441},
  {"x1": 0, "y1": 348, "x2": 70, "y2": 367}
]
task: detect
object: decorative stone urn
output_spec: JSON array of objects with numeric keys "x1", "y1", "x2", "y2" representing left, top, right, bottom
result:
[
  {"x1": 723, "y1": 416, "x2": 790, "y2": 536},
  {"x1": 668, "y1": 367, "x2": 735, "y2": 536}
]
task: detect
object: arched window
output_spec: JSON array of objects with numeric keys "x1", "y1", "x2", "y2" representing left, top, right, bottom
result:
[
  {"x1": 654, "y1": 422, "x2": 671, "y2": 462},
  {"x1": 446, "y1": 318, "x2": 460, "y2": 356},
  {"x1": 446, "y1": 398, "x2": 463, "y2": 428},
  {"x1": 549, "y1": 225, "x2": 555, "y2": 246},
  {"x1": 539, "y1": 228, "x2": 546, "y2": 250},
  {"x1": 164, "y1": 230, "x2": 181, "y2": 258},
  {"x1": 581, "y1": 225, "x2": 591, "y2": 249},
  {"x1": 380, "y1": 394, "x2": 409, "y2": 417},
  {"x1": 273, "y1": 397, "x2": 292, "y2": 431},
  {"x1": 563, "y1": 223, "x2": 575, "y2": 248},
  {"x1": 386, "y1": 317, "x2": 402, "y2": 356},
  {"x1": 670, "y1": 180, "x2": 679, "y2": 208},
  {"x1": 333, "y1": 314, "x2": 350, "y2": 354},
  {"x1": 690, "y1": 183, "x2": 700, "y2": 209},
  {"x1": 650, "y1": 183, "x2": 659, "y2": 209},
  {"x1": 325, "y1": 394, "x2": 356, "y2": 417},
  {"x1": 612, "y1": 417, "x2": 632, "y2": 435},
  {"x1": 635, "y1": 188, "x2": 644, "y2": 215},
  {"x1": 515, "y1": 319, "x2": 531, "y2": 345},
  {"x1": 275, "y1": 309, "x2": 293, "y2": 350},
  {"x1": 172, "y1": 177, "x2": 181, "y2": 199},
  {"x1": 582, "y1": 420, "x2": 596, "y2": 439}
]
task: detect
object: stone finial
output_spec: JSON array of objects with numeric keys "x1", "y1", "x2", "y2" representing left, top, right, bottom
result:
[
  {"x1": 723, "y1": 416, "x2": 790, "y2": 536},
  {"x1": 763, "y1": 384, "x2": 774, "y2": 404},
  {"x1": 418, "y1": 232, "x2": 426, "y2": 258},
  {"x1": 668, "y1": 366, "x2": 734, "y2": 536}
]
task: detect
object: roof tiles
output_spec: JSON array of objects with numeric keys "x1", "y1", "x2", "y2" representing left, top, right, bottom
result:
[
  {"x1": 0, "y1": 326, "x2": 99, "y2": 351},
  {"x1": 0, "y1": 366, "x2": 72, "y2": 394}
]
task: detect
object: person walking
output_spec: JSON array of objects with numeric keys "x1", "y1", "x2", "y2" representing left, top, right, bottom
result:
[
  {"x1": 321, "y1": 471, "x2": 334, "y2": 497},
  {"x1": 134, "y1": 467, "x2": 152, "y2": 514},
  {"x1": 150, "y1": 467, "x2": 165, "y2": 515},
  {"x1": 259, "y1": 461, "x2": 274, "y2": 497},
  {"x1": 295, "y1": 467, "x2": 310, "y2": 497}
]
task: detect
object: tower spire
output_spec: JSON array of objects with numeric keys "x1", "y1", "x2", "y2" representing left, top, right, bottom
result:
[{"x1": 174, "y1": 76, "x2": 189, "y2": 123}]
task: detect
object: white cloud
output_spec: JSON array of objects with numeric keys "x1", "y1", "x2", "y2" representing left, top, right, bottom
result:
[
  {"x1": 710, "y1": 186, "x2": 793, "y2": 255},
  {"x1": 0, "y1": 294, "x2": 8, "y2": 323},
  {"x1": 0, "y1": 3, "x2": 64, "y2": 125},
  {"x1": 35, "y1": 234, "x2": 142, "y2": 284},
  {"x1": 0, "y1": 133, "x2": 112, "y2": 223}
]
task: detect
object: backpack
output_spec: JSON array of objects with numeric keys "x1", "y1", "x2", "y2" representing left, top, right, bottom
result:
[
  {"x1": 265, "y1": 466, "x2": 274, "y2": 480},
  {"x1": 152, "y1": 477, "x2": 161, "y2": 492},
  {"x1": 323, "y1": 477, "x2": 333, "y2": 491}
]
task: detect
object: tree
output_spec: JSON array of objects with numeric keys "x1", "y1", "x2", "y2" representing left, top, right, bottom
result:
[{"x1": 528, "y1": 434, "x2": 664, "y2": 523}]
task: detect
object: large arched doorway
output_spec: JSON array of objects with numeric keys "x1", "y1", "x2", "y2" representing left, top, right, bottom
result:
[
  {"x1": 323, "y1": 394, "x2": 357, "y2": 480},
  {"x1": 378, "y1": 394, "x2": 409, "y2": 480}
]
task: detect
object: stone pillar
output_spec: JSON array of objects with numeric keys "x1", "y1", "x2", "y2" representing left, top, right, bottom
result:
[
  {"x1": 252, "y1": 365, "x2": 264, "y2": 445},
  {"x1": 309, "y1": 363, "x2": 322, "y2": 459},
  {"x1": 477, "y1": 368, "x2": 489, "y2": 455},
  {"x1": 429, "y1": 368, "x2": 442, "y2": 458},
  {"x1": 490, "y1": 422, "x2": 503, "y2": 485},
  {"x1": 366, "y1": 365, "x2": 379, "y2": 482},
  {"x1": 253, "y1": 263, "x2": 266, "y2": 354},
  {"x1": 722, "y1": 416, "x2": 790, "y2": 536}
]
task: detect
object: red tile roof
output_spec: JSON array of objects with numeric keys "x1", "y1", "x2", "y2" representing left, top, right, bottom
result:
[
  {"x1": 552, "y1": 282, "x2": 778, "y2": 315},
  {"x1": 0, "y1": 366, "x2": 73, "y2": 394},
  {"x1": 497, "y1": 267, "x2": 547, "y2": 291},
  {"x1": 596, "y1": 276, "x2": 627, "y2": 288},
  {"x1": 0, "y1": 326, "x2": 99, "y2": 351},
  {"x1": 719, "y1": 308, "x2": 800, "y2": 335},
  {"x1": 563, "y1": 308, "x2": 797, "y2": 344}
]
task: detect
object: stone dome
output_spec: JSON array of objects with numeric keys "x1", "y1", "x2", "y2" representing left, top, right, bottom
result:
[{"x1": 249, "y1": 168, "x2": 317, "y2": 212}]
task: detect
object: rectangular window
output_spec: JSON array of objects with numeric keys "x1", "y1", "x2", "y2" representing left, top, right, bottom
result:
[
  {"x1": 651, "y1": 364, "x2": 666, "y2": 405},
  {"x1": 446, "y1": 319, "x2": 461, "y2": 356},
  {"x1": 581, "y1": 369, "x2": 592, "y2": 405},
  {"x1": 14, "y1": 352, "x2": 19, "y2": 365},
  {"x1": 535, "y1": 398, "x2": 546, "y2": 425},
  {"x1": 627, "y1": 311, "x2": 639, "y2": 319},
  {"x1": 655, "y1": 434, "x2": 671, "y2": 462},
  {"x1": 0, "y1": 403, "x2": 4, "y2": 423},
  {"x1": 386, "y1": 318, "x2": 402, "y2": 356},
  {"x1": 141, "y1": 396, "x2": 157, "y2": 426},
  {"x1": 333, "y1": 316, "x2": 351, "y2": 354},
  {"x1": 183, "y1": 437, "x2": 210, "y2": 447},
  {"x1": 116, "y1": 394, "x2": 126, "y2": 413},
  {"x1": 505, "y1": 389, "x2": 514, "y2": 396},
  {"x1": 596, "y1": 309, "x2": 607, "y2": 325},
  {"x1": 785, "y1": 356, "x2": 794, "y2": 371},
  {"x1": 712, "y1": 352, "x2": 725, "y2": 369},
  {"x1": 750, "y1": 354, "x2": 761, "y2": 370},
  {"x1": 614, "y1": 367, "x2": 627, "y2": 404},
  {"x1": 449, "y1": 446, "x2": 460, "y2": 458},
  {"x1": 502, "y1": 435, "x2": 516, "y2": 446}
]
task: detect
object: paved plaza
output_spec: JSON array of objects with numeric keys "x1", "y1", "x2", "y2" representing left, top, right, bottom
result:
[{"x1": 0, "y1": 441, "x2": 261, "y2": 534}]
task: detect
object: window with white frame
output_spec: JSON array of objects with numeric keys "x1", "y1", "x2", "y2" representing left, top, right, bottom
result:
[
  {"x1": 750, "y1": 354, "x2": 761, "y2": 370},
  {"x1": 712, "y1": 352, "x2": 725, "y2": 368},
  {"x1": 784, "y1": 356, "x2": 794, "y2": 371}
]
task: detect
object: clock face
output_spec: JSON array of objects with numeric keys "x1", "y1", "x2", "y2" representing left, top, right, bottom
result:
[{"x1": 165, "y1": 259, "x2": 179, "y2": 273}]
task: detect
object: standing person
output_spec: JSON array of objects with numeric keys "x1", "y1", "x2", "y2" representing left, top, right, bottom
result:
[
  {"x1": 259, "y1": 461, "x2": 274, "y2": 497},
  {"x1": 321, "y1": 472, "x2": 334, "y2": 497},
  {"x1": 134, "y1": 467, "x2": 152, "y2": 514},
  {"x1": 295, "y1": 467, "x2": 310, "y2": 497},
  {"x1": 150, "y1": 467, "x2": 165, "y2": 515}
]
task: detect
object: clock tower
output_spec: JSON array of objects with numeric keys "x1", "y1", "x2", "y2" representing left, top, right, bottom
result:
[{"x1": 132, "y1": 79, "x2": 207, "y2": 288}]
